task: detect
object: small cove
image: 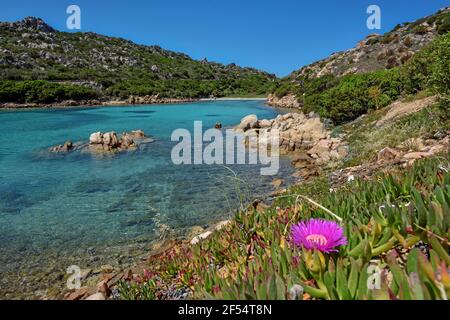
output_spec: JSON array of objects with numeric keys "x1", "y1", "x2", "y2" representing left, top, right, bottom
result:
[{"x1": 0, "y1": 100, "x2": 296, "y2": 299}]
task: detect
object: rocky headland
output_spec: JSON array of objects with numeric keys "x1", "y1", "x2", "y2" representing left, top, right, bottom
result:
[{"x1": 234, "y1": 112, "x2": 348, "y2": 180}]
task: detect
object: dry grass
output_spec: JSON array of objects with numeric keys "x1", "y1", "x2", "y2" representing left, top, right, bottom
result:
[{"x1": 339, "y1": 100, "x2": 448, "y2": 167}]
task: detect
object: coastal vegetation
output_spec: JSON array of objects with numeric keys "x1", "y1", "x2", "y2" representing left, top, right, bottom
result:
[
  {"x1": 118, "y1": 156, "x2": 449, "y2": 300},
  {"x1": 104, "y1": 76, "x2": 276, "y2": 100},
  {"x1": 0, "y1": 76, "x2": 275, "y2": 104},
  {"x1": 340, "y1": 99, "x2": 449, "y2": 168},
  {"x1": 0, "y1": 79, "x2": 99, "y2": 103}
]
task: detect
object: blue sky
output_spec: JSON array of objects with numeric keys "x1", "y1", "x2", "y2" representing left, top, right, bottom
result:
[{"x1": 1, "y1": 0, "x2": 448, "y2": 76}]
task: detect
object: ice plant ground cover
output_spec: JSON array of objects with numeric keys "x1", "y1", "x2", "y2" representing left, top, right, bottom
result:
[{"x1": 119, "y1": 155, "x2": 450, "y2": 300}]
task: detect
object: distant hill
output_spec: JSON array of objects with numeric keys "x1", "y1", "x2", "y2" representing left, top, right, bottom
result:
[
  {"x1": 289, "y1": 7, "x2": 449, "y2": 80},
  {"x1": 0, "y1": 17, "x2": 277, "y2": 103}
]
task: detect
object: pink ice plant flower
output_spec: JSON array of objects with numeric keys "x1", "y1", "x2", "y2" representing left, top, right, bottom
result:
[{"x1": 291, "y1": 219, "x2": 347, "y2": 253}]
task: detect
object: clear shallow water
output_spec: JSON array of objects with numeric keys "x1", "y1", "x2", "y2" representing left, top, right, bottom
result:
[{"x1": 0, "y1": 100, "x2": 295, "y2": 298}]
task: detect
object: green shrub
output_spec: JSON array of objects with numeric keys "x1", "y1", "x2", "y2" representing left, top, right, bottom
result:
[
  {"x1": 272, "y1": 33, "x2": 449, "y2": 125},
  {"x1": 0, "y1": 80, "x2": 99, "y2": 103},
  {"x1": 436, "y1": 12, "x2": 450, "y2": 34},
  {"x1": 303, "y1": 69, "x2": 403, "y2": 124},
  {"x1": 104, "y1": 75, "x2": 276, "y2": 100},
  {"x1": 402, "y1": 32, "x2": 450, "y2": 97},
  {"x1": 273, "y1": 82, "x2": 301, "y2": 98},
  {"x1": 413, "y1": 25, "x2": 428, "y2": 35}
]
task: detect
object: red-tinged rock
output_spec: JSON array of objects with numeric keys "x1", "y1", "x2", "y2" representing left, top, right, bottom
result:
[
  {"x1": 107, "y1": 272, "x2": 124, "y2": 287},
  {"x1": 64, "y1": 287, "x2": 88, "y2": 300},
  {"x1": 97, "y1": 279, "x2": 111, "y2": 296},
  {"x1": 123, "y1": 269, "x2": 133, "y2": 281},
  {"x1": 101, "y1": 272, "x2": 114, "y2": 282}
]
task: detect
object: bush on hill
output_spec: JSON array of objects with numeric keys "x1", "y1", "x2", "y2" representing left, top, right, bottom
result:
[
  {"x1": 0, "y1": 80, "x2": 99, "y2": 104},
  {"x1": 275, "y1": 33, "x2": 450, "y2": 124}
]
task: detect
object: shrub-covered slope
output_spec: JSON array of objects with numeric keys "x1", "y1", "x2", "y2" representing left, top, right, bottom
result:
[
  {"x1": 0, "y1": 17, "x2": 277, "y2": 103},
  {"x1": 289, "y1": 7, "x2": 449, "y2": 80},
  {"x1": 272, "y1": 32, "x2": 449, "y2": 124}
]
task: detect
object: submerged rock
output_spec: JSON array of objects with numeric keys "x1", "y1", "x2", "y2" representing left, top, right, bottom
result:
[
  {"x1": 128, "y1": 130, "x2": 145, "y2": 138},
  {"x1": 50, "y1": 140, "x2": 74, "y2": 153}
]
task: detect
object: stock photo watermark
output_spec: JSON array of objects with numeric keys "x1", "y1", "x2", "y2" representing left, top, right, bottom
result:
[
  {"x1": 66, "y1": 265, "x2": 82, "y2": 290},
  {"x1": 66, "y1": 4, "x2": 81, "y2": 30},
  {"x1": 63, "y1": 4, "x2": 382, "y2": 32},
  {"x1": 367, "y1": 263, "x2": 382, "y2": 290},
  {"x1": 367, "y1": 4, "x2": 381, "y2": 30},
  {"x1": 171, "y1": 121, "x2": 280, "y2": 176}
]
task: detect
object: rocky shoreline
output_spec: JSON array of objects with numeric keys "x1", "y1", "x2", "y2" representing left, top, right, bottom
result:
[
  {"x1": 0, "y1": 96, "x2": 199, "y2": 109},
  {"x1": 62, "y1": 218, "x2": 234, "y2": 300},
  {"x1": 234, "y1": 112, "x2": 348, "y2": 180}
]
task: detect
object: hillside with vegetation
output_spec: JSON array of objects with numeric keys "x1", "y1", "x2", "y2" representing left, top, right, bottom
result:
[
  {"x1": 268, "y1": 7, "x2": 450, "y2": 124},
  {"x1": 97, "y1": 9, "x2": 449, "y2": 301},
  {"x1": 290, "y1": 7, "x2": 449, "y2": 80},
  {"x1": 0, "y1": 17, "x2": 276, "y2": 105},
  {"x1": 65, "y1": 25, "x2": 449, "y2": 300}
]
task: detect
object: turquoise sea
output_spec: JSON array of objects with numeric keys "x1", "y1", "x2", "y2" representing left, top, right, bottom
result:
[{"x1": 0, "y1": 100, "x2": 295, "y2": 298}]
